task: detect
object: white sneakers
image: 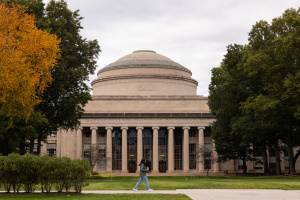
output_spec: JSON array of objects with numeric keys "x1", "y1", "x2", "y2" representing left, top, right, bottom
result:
[{"x1": 133, "y1": 188, "x2": 153, "y2": 192}]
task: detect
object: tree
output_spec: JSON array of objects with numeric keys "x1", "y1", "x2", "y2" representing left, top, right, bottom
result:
[
  {"x1": 0, "y1": 3, "x2": 60, "y2": 126},
  {"x1": 209, "y1": 8, "x2": 300, "y2": 175},
  {"x1": 37, "y1": 0, "x2": 101, "y2": 132},
  {"x1": 197, "y1": 147, "x2": 218, "y2": 176},
  {"x1": 208, "y1": 44, "x2": 253, "y2": 175},
  {"x1": 241, "y1": 8, "x2": 300, "y2": 173},
  {"x1": 84, "y1": 144, "x2": 107, "y2": 174},
  {"x1": 0, "y1": 0, "x2": 100, "y2": 155}
]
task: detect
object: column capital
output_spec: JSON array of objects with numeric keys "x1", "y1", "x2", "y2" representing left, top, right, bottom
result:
[
  {"x1": 167, "y1": 126, "x2": 175, "y2": 130},
  {"x1": 105, "y1": 126, "x2": 113, "y2": 130},
  {"x1": 183, "y1": 126, "x2": 190, "y2": 130},
  {"x1": 152, "y1": 126, "x2": 159, "y2": 130},
  {"x1": 136, "y1": 126, "x2": 144, "y2": 130},
  {"x1": 197, "y1": 126, "x2": 205, "y2": 130},
  {"x1": 77, "y1": 126, "x2": 83, "y2": 130},
  {"x1": 121, "y1": 126, "x2": 128, "y2": 130},
  {"x1": 90, "y1": 126, "x2": 98, "y2": 130}
]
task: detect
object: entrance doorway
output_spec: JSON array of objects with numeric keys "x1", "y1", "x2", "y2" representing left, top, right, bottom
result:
[{"x1": 159, "y1": 160, "x2": 167, "y2": 173}]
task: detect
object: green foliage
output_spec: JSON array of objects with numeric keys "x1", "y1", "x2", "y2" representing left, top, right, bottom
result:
[
  {"x1": 209, "y1": 8, "x2": 300, "y2": 174},
  {"x1": 0, "y1": 154, "x2": 91, "y2": 193},
  {"x1": 0, "y1": 0, "x2": 101, "y2": 156}
]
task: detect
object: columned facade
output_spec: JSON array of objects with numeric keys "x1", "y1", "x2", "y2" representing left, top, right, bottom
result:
[
  {"x1": 44, "y1": 50, "x2": 241, "y2": 175},
  {"x1": 73, "y1": 119, "x2": 217, "y2": 175}
]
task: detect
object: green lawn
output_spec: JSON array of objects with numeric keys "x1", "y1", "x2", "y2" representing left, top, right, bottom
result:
[
  {"x1": 0, "y1": 194, "x2": 190, "y2": 200},
  {"x1": 85, "y1": 175, "x2": 300, "y2": 190}
]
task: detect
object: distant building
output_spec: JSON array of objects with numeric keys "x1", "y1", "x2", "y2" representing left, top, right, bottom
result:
[{"x1": 43, "y1": 50, "x2": 299, "y2": 175}]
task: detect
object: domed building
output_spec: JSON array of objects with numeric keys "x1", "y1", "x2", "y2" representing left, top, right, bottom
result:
[{"x1": 44, "y1": 50, "x2": 284, "y2": 175}]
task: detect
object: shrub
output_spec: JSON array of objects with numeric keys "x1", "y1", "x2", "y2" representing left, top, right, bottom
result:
[{"x1": 0, "y1": 154, "x2": 91, "y2": 193}]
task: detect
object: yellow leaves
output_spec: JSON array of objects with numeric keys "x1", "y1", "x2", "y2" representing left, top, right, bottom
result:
[{"x1": 0, "y1": 3, "x2": 61, "y2": 126}]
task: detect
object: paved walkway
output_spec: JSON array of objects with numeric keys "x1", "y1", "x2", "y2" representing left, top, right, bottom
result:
[{"x1": 82, "y1": 189, "x2": 300, "y2": 200}]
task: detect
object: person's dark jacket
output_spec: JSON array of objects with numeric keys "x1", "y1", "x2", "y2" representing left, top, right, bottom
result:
[{"x1": 139, "y1": 163, "x2": 148, "y2": 177}]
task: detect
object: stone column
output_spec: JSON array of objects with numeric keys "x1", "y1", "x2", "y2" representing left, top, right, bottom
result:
[
  {"x1": 106, "y1": 127, "x2": 113, "y2": 173},
  {"x1": 167, "y1": 127, "x2": 175, "y2": 173},
  {"x1": 212, "y1": 139, "x2": 220, "y2": 173},
  {"x1": 198, "y1": 127, "x2": 205, "y2": 173},
  {"x1": 61, "y1": 129, "x2": 67, "y2": 157},
  {"x1": 121, "y1": 127, "x2": 128, "y2": 173},
  {"x1": 90, "y1": 126, "x2": 98, "y2": 145},
  {"x1": 183, "y1": 127, "x2": 190, "y2": 172},
  {"x1": 136, "y1": 126, "x2": 144, "y2": 172},
  {"x1": 152, "y1": 126, "x2": 159, "y2": 173},
  {"x1": 76, "y1": 127, "x2": 83, "y2": 159},
  {"x1": 56, "y1": 129, "x2": 61, "y2": 157},
  {"x1": 90, "y1": 127, "x2": 98, "y2": 172}
]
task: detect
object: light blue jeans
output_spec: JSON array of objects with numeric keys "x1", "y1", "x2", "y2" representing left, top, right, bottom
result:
[{"x1": 134, "y1": 176, "x2": 150, "y2": 190}]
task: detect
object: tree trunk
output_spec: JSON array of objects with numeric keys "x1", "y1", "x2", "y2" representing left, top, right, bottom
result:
[
  {"x1": 293, "y1": 151, "x2": 300, "y2": 166},
  {"x1": 285, "y1": 134, "x2": 296, "y2": 174},
  {"x1": 242, "y1": 155, "x2": 247, "y2": 175},
  {"x1": 274, "y1": 139, "x2": 281, "y2": 175},
  {"x1": 261, "y1": 143, "x2": 269, "y2": 175},
  {"x1": 19, "y1": 136, "x2": 26, "y2": 155},
  {"x1": 29, "y1": 137, "x2": 35, "y2": 154},
  {"x1": 37, "y1": 137, "x2": 42, "y2": 155}
]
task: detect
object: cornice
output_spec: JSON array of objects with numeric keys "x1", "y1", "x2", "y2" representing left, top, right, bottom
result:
[
  {"x1": 91, "y1": 74, "x2": 198, "y2": 86},
  {"x1": 90, "y1": 95, "x2": 208, "y2": 101},
  {"x1": 97, "y1": 62, "x2": 192, "y2": 76},
  {"x1": 82, "y1": 112, "x2": 214, "y2": 119}
]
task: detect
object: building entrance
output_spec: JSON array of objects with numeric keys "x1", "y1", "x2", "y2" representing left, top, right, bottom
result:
[
  {"x1": 128, "y1": 128, "x2": 137, "y2": 173},
  {"x1": 143, "y1": 128, "x2": 153, "y2": 170}
]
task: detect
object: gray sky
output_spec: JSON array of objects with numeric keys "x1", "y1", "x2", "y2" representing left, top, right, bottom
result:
[{"x1": 43, "y1": 0, "x2": 299, "y2": 96}]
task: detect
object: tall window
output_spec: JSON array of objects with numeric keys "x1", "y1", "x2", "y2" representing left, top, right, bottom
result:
[
  {"x1": 98, "y1": 128, "x2": 106, "y2": 138},
  {"x1": 204, "y1": 143, "x2": 211, "y2": 170},
  {"x1": 189, "y1": 129, "x2": 196, "y2": 137},
  {"x1": 189, "y1": 143, "x2": 196, "y2": 169},
  {"x1": 127, "y1": 128, "x2": 137, "y2": 172},
  {"x1": 83, "y1": 143, "x2": 91, "y2": 163},
  {"x1": 158, "y1": 128, "x2": 168, "y2": 161},
  {"x1": 204, "y1": 127, "x2": 211, "y2": 137},
  {"x1": 98, "y1": 144, "x2": 106, "y2": 170},
  {"x1": 47, "y1": 143, "x2": 56, "y2": 157},
  {"x1": 143, "y1": 128, "x2": 153, "y2": 170},
  {"x1": 174, "y1": 128, "x2": 183, "y2": 170},
  {"x1": 112, "y1": 128, "x2": 122, "y2": 170},
  {"x1": 158, "y1": 128, "x2": 168, "y2": 172}
]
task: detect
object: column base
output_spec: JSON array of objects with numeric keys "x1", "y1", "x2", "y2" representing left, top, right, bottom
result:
[{"x1": 198, "y1": 170, "x2": 206, "y2": 173}]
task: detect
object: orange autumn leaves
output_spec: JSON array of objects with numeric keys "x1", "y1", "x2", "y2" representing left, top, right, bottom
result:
[{"x1": 0, "y1": 3, "x2": 60, "y2": 125}]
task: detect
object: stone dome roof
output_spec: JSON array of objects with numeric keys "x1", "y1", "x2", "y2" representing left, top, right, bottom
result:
[
  {"x1": 97, "y1": 50, "x2": 192, "y2": 75},
  {"x1": 92, "y1": 50, "x2": 197, "y2": 96}
]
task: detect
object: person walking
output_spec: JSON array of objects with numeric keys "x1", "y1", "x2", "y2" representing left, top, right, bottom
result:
[{"x1": 133, "y1": 159, "x2": 153, "y2": 192}]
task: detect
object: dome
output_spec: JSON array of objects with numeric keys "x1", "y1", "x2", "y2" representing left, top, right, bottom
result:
[
  {"x1": 92, "y1": 50, "x2": 198, "y2": 96},
  {"x1": 97, "y1": 50, "x2": 192, "y2": 75}
]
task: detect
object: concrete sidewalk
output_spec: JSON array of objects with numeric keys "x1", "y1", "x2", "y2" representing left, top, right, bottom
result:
[{"x1": 82, "y1": 189, "x2": 300, "y2": 200}]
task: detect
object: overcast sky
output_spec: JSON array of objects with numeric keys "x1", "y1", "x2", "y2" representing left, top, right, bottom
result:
[{"x1": 43, "y1": 0, "x2": 299, "y2": 96}]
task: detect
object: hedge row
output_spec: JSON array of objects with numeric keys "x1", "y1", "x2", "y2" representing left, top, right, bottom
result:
[{"x1": 0, "y1": 153, "x2": 91, "y2": 193}]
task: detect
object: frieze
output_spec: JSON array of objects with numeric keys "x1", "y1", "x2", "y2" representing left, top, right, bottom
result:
[{"x1": 81, "y1": 118, "x2": 214, "y2": 126}]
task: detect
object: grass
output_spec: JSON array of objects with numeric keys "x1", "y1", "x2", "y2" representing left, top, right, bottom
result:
[
  {"x1": 0, "y1": 194, "x2": 190, "y2": 200},
  {"x1": 85, "y1": 175, "x2": 300, "y2": 190},
  {"x1": 1, "y1": 175, "x2": 300, "y2": 200}
]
